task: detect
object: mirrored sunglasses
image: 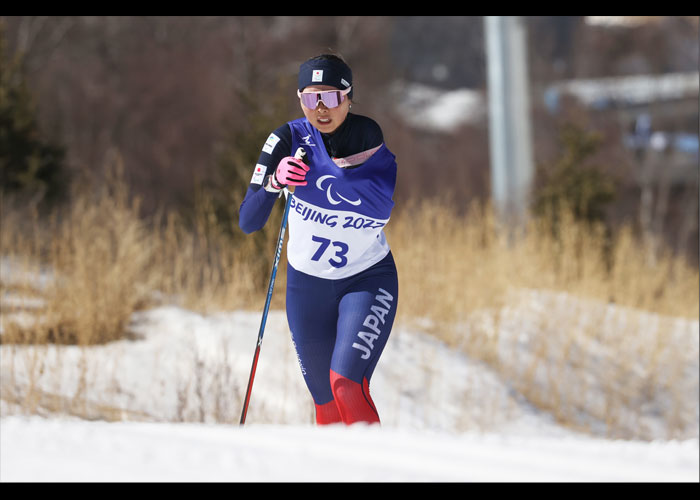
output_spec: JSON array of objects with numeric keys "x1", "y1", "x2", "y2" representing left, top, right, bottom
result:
[{"x1": 297, "y1": 87, "x2": 352, "y2": 109}]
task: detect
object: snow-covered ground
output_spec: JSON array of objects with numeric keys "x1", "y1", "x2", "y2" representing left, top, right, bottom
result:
[
  {"x1": 1, "y1": 300, "x2": 698, "y2": 482},
  {"x1": 2, "y1": 414, "x2": 697, "y2": 482}
]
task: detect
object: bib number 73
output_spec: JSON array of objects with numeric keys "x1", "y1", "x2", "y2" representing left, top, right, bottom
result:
[{"x1": 311, "y1": 235, "x2": 348, "y2": 268}]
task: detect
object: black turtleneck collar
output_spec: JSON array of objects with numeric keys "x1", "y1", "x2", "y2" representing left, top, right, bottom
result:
[{"x1": 320, "y1": 112, "x2": 354, "y2": 159}]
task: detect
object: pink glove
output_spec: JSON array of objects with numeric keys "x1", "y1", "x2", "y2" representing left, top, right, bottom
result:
[{"x1": 272, "y1": 156, "x2": 310, "y2": 188}]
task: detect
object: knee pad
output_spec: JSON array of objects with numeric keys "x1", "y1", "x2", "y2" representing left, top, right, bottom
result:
[{"x1": 330, "y1": 370, "x2": 380, "y2": 425}]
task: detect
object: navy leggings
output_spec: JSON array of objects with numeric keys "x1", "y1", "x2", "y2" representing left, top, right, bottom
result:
[{"x1": 286, "y1": 251, "x2": 398, "y2": 422}]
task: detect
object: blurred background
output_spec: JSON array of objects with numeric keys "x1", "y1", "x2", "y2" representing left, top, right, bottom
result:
[{"x1": 2, "y1": 15, "x2": 698, "y2": 262}]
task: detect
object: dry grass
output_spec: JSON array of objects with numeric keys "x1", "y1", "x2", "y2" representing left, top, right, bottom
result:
[
  {"x1": 0, "y1": 170, "x2": 282, "y2": 345},
  {"x1": 150, "y1": 195, "x2": 280, "y2": 314},
  {"x1": 387, "y1": 196, "x2": 698, "y2": 439},
  {"x1": 389, "y1": 197, "x2": 698, "y2": 330},
  {"x1": 1, "y1": 175, "x2": 698, "y2": 438},
  {"x1": 1, "y1": 177, "x2": 155, "y2": 345}
]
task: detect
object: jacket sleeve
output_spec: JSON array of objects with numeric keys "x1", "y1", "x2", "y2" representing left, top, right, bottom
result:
[
  {"x1": 238, "y1": 182, "x2": 281, "y2": 234},
  {"x1": 238, "y1": 124, "x2": 292, "y2": 234}
]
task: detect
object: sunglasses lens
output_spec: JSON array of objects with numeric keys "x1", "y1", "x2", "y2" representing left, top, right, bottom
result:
[
  {"x1": 299, "y1": 91, "x2": 343, "y2": 109},
  {"x1": 300, "y1": 93, "x2": 318, "y2": 108},
  {"x1": 320, "y1": 92, "x2": 341, "y2": 108}
]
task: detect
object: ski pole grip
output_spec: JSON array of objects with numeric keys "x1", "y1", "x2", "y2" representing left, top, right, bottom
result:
[{"x1": 286, "y1": 147, "x2": 307, "y2": 194}]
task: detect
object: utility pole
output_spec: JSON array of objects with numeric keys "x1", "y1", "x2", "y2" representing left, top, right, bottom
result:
[{"x1": 484, "y1": 16, "x2": 534, "y2": 227}]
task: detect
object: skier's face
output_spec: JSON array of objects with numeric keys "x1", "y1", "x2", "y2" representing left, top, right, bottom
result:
[{"x1": 299, "y1": 85, "x2": 351, "y2": 134}]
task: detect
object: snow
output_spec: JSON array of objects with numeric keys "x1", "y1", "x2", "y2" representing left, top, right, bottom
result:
[
  {"x1": 1, "y1": 299, "x2": 698, "y2": 482},
  {"x1": 2, "y1": 415, "x2": 697, "y2": 482},
  {"x1": 390, "y1": 81, "x2": 486, "y2": 132}
]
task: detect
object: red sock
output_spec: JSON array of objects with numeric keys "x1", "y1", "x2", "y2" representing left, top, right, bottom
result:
[
  {"x1": 315, "y1": 400, "x2": 342, "y2": 425},
  {"x1": 330, "y1": 370, "x2": 380, "y2": 425}
]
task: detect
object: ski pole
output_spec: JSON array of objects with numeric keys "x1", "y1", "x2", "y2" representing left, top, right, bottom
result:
[{"x1": 239, "y1": 146, "x2": 306, "y2": 425}]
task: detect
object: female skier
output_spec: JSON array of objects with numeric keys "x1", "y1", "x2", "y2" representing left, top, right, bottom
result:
[{"x1": 239, "y1": 54, "x2": 398, "y2": 425}]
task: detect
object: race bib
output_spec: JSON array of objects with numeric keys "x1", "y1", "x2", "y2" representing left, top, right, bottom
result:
[{"x1": 286, "y1": 195, "x2": 390, "y2": 280}]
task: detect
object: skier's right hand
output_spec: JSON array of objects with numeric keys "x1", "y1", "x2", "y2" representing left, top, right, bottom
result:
[{"x1": 273, "y1": 156, "x2": 310, "y2": 188}]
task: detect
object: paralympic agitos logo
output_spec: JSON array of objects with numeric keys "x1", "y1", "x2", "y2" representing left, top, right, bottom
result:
[{"x1": 316, "y1": 175, "x2": 362, "y2": 206}]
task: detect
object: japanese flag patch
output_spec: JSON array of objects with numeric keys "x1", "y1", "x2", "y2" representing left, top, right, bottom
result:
[
  {"x1": 312, "y1": 69, "x2": 323, "y2": 82},
  {"x1": 250, "y1": 164, "x2": 266, "y2": 185}
]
